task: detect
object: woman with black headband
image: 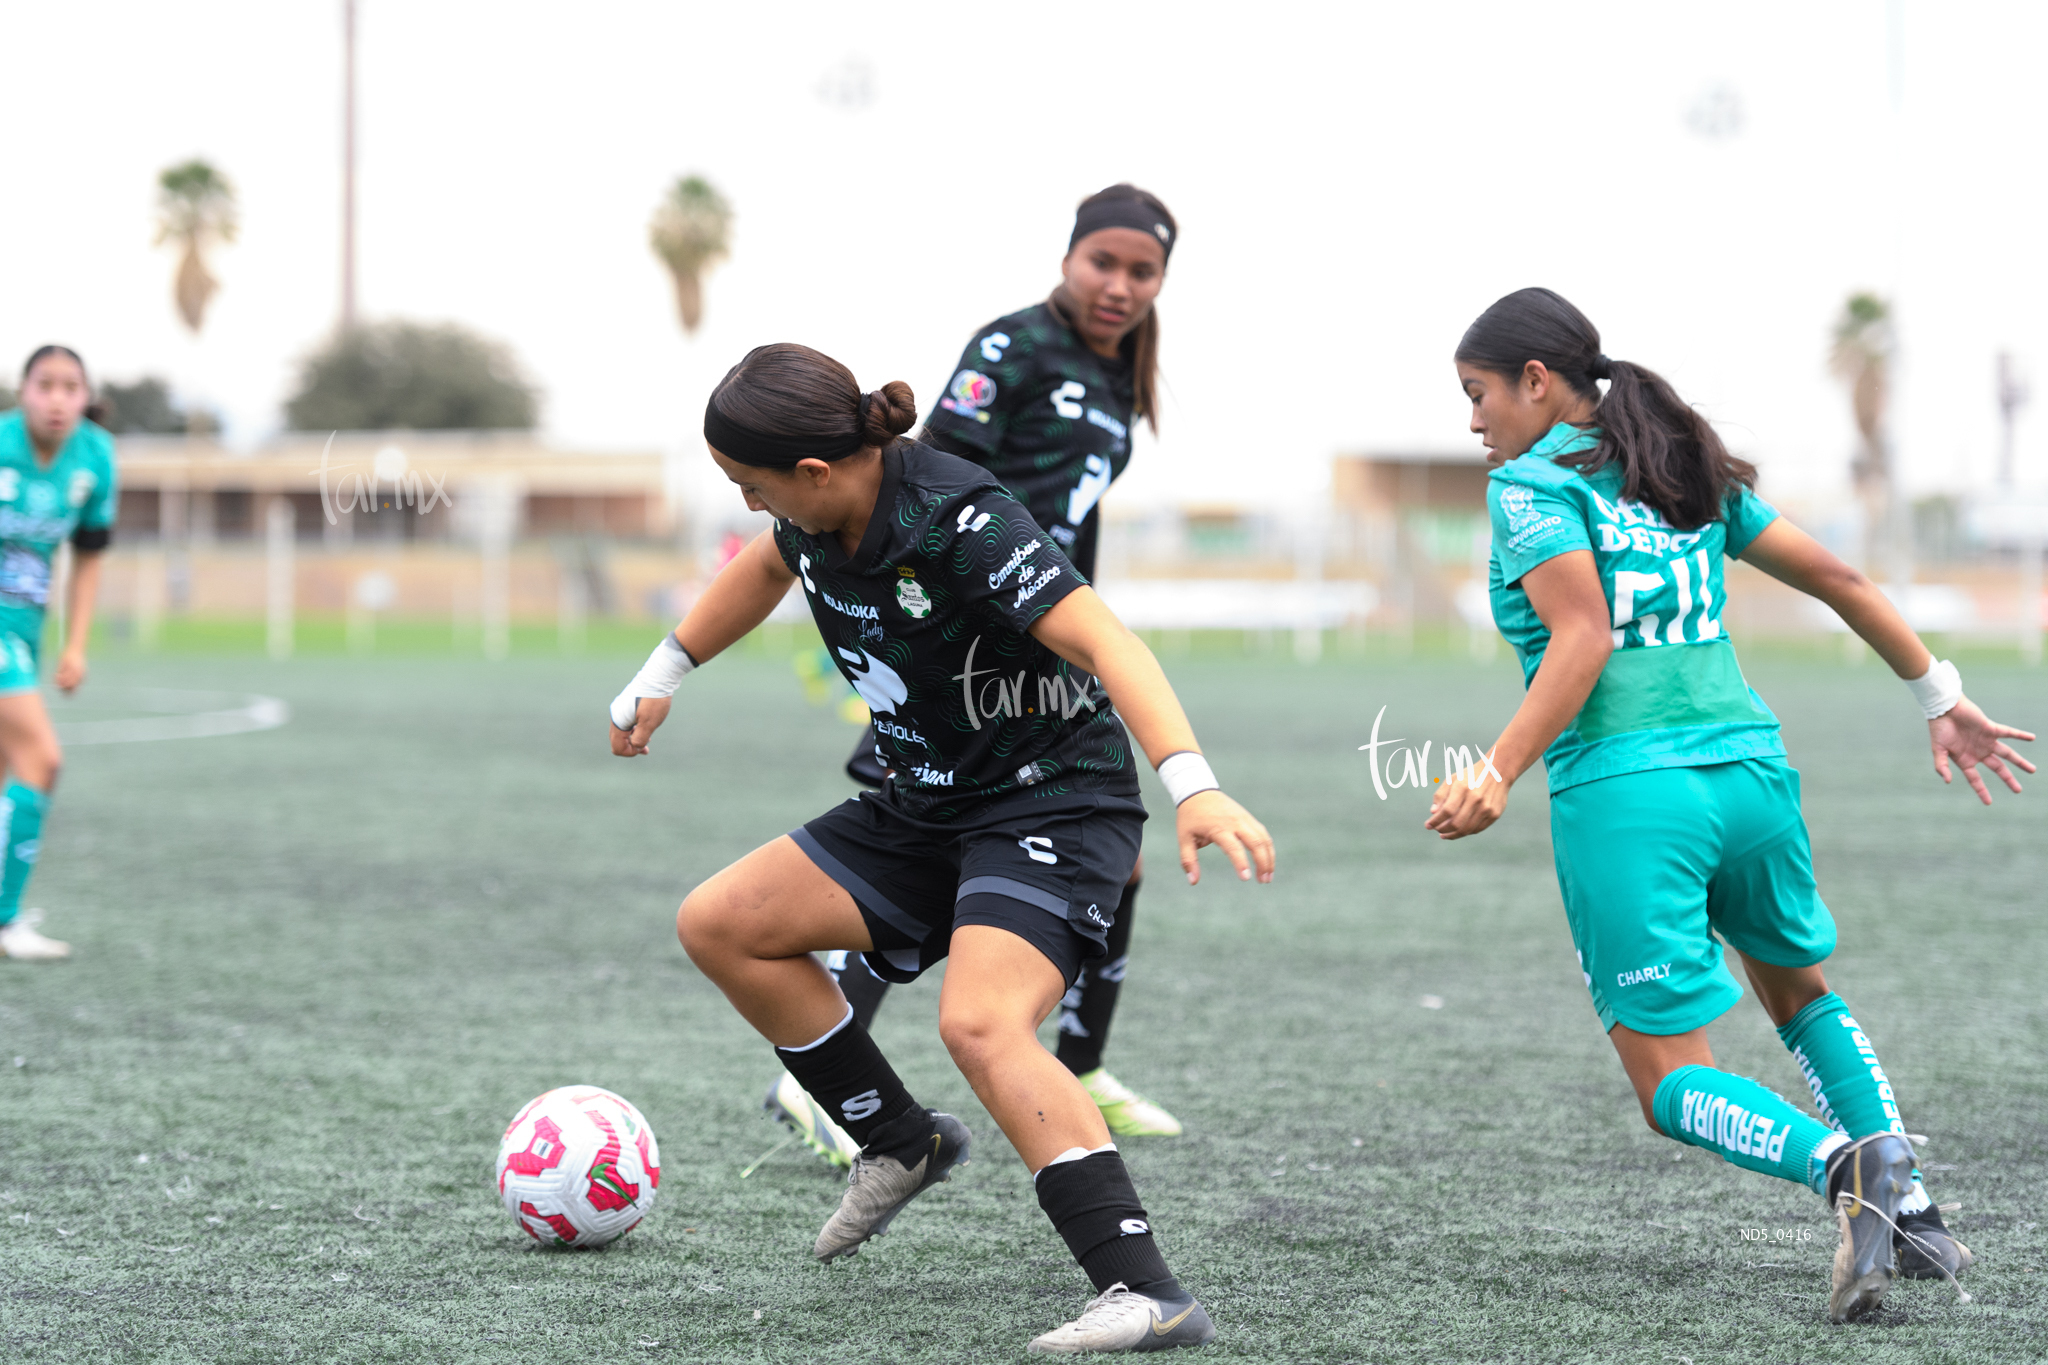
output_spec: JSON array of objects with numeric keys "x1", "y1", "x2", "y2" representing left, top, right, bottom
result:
[
  {"x1": 782, "y1": 184, "x2": 1183, "y2": 1159},
  {"x1": 611, "y1": 342, "x2": 1270, "y2": 1352}
]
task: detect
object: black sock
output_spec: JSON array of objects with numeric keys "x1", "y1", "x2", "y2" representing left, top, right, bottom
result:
[
  {"x1": 829, "y1": 955, "x2": 892, "y2": 1032},
  {"x1": 1034, "y1": 1150, "x2": 1183, "y2": 1301},
  {"x1": 1056, "y1": 879, "x2": 1139, "y2": 1076},
  {"x1": 774, "y1": 1014, "x2": 919, "y2": 1150}
]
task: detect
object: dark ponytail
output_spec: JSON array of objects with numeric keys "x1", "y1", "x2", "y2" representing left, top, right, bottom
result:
[
  {"x1": 1055, "y1": 182, "x2": 1175, "y2": 435},
  {"x1": 1455, "y1": 287, "x2": 1755, "y2": 531},
  {"x1": 705, "y1": 342, "x2": 915, "y2": 470}
]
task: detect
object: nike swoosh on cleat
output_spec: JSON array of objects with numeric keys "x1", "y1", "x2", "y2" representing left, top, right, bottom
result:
[{"x1": 1151, "y1": 1305, "x2": 1196, "y2": 1336}]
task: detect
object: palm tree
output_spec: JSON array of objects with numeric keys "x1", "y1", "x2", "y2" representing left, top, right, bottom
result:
[
  {"x1": 1830, "y1": 292, "x2": 1893, "y2": 496},
  {"x1": 649, "y1": 175, "x2": 731, "y2": 335},
  {"x1": 154, "y1": 159, "x2": 239, "y2": 333},
  {"x1": 1830, "y1": 292, "x2": 1900, "y2": 576}
]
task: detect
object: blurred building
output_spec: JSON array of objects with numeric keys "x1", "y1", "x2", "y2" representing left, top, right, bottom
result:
[{"x1": 97, "y1": 433, "x2": 689, "y2": 628}]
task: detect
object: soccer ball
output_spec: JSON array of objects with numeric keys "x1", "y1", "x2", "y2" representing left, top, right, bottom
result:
[{"x1": 496, "y1": 1085, "x2": 661, "y2": 1248}]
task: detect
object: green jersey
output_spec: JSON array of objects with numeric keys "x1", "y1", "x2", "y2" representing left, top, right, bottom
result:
[
  {"x1": 1487, "y1": 422, "x2": 1784, "y2": 793},
  {"x1": 0, "y1": 411, "x2": 118, "y2": 613}
]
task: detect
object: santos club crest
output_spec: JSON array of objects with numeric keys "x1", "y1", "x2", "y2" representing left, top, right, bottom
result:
[{"x1": 896, "y1": 568, "x2": 932, "y2": 619}]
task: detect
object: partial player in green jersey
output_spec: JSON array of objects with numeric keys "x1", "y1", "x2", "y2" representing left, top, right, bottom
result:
[
  {"x1": 798, "y1": 186, "x2": 1185, "y2": 1156},
  {"x1": 0, "y1": 346, "x2": 119, "y2": 962},
  {"x1": 1429, "y1": 289, "x2": 2033, "y2": 1323}
]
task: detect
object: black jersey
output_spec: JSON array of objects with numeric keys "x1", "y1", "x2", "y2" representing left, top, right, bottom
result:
[
  {"x1": 772, "y1": 441, "x2": 1139, "y2": 819},
  {"x1": 923, "y1": 301, "x2": 1134, "y2": 579}
]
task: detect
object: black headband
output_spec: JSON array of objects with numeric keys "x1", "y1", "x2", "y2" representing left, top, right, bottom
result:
[
  {"x1": 1069, "y1": 196, "x2": 1174, "y2": 261},
  {"x1": 703, "y1": 392, "x2": 867, "y2": 469}
]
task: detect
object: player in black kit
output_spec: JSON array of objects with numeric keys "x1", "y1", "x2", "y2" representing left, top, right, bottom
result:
[
  {"x1": 611, "y1": 344, "x2": 1271, "y2": 1352},
  {"x1": 793, "y1": 185, "x2": 1183, "y2": 1152}
]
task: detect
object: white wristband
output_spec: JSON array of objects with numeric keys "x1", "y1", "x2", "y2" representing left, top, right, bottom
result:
[
  {"x1": 1904, "y1": 658, "x2": 1962, "y2": 721},
  {"x1": 1157, "y1": 750, "x2": 1220, "y2": 807},
  {"x1": 609, "y1": 634, "x2": 695, "y2": 730}
]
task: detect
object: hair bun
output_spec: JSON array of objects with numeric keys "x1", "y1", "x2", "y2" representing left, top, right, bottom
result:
[{"x1": 860, "y1": 381, "x2": 918, "y2": 447}]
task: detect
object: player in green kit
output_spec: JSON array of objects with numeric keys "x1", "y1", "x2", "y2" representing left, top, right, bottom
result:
[
  {"x1": 1428, "y1": 290, "x2": 2033, "y2": 1323},
  {"x1": 0, "y1": 346, "x2": 119, "y2": 961}
]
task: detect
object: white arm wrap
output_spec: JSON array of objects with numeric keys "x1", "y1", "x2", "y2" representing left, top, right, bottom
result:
[
  {"x1": 609, "y1": 633, "x2": 695, "y2": 730},
  {"x1": 1905, "y1": 658, "x2": 1963, "y2": 720},
  {"x1": 1157, "y1": 750, "x2": 1220, "y2": 807}
]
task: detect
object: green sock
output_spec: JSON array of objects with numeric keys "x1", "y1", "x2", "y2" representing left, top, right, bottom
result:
[
  {"x1": 1653, "y1": 1064, "x2": 1846, "y2": 1194},
  {"x1": 1777, "y1": 991, "x2": 1931, "y2": 1210},
  {"x1": 1778, "y1": 992, "x2": 1904, "y2": 1138},
  {"x1": 0, "y1": 782, "x2": 48, "y2": 927}
]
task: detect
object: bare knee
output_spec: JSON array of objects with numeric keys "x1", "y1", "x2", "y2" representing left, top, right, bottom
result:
[
  {"x1": 938, "y1": 998, "x2": 1030, "y2": 1079},
  {"x1": 7, "y1": 754, "x2": 58, "y2": 792},
  {"x1": 676, "y1": 883, "x2": 741, "y2": 972}
]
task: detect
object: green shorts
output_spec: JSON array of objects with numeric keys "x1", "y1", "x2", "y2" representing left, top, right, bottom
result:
[
  {"x1": 0, "y1": 607, "x2": 41, "y2": 696},
  {"x1": 1548, "y1": 758, "x2": 1835, "y2": 1036}
]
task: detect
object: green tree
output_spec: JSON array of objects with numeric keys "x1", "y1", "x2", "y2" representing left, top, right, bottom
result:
[
  {"x1": 96, "y1": 378, "x2": 193, "y2": 434},
  {"x1": 155, "y1": 159, "x2": 239, "y2": 333},
  {"x1": 285, "y1": 321, "x2": 539, "y2": 430},
  {"x1": 649, "y1": 175, "x2": 732, "y2": 335}
]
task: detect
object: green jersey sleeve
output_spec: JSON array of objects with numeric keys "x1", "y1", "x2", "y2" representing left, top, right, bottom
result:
[
  {"x1": 1720, "y1": 482, "x2": 1779, "y2": 557},
  {"x1": 1489, "y1": 462, "x2": 1592, "y2": 585}
]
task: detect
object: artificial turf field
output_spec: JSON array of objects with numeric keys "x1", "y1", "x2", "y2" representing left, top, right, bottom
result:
[{"x1": 3, "y1": 635, "x2": 2043, "y2": 1363}]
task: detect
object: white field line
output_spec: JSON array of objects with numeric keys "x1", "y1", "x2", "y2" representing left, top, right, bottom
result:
[{"x1": 54, "y1": 690, "x2": 290, "y2": 746}]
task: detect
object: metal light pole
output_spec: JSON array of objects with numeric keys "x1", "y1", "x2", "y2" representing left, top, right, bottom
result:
[
  {"x1": 341, "y1": 0, "x2": 358, "y2": 331},
  {"x1": 1997, "y1": 351, "x2": 2028, "y2": 489}
]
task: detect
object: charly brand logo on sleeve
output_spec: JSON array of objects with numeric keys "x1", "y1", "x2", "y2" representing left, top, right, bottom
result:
[{"x1": 1358, "y1": 706, "x2": 1501, "y2": 800}]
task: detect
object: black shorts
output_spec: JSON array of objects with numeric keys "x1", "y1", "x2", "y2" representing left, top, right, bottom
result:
[{"x1": 791, "y1": 785, "x2": 1146, "y2": 988}]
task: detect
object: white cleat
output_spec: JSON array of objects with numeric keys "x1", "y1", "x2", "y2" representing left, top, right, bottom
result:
[
  {"x1": 0, "y1": 910, "x2": 71, "y2": 961},
  {"x1": 763, "y1": 1071, "x2": 861, "y2": 1170},
  {"x1": 1078, "y1": 1068, "x2": 1184, "y2": 1138},
  {"x1": 1028, "y1": 1283, "x2": 1216, "y2": 1354}
]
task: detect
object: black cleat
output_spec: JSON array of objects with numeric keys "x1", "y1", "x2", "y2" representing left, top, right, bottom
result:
[
  {"x1": 1896, "y1": 1202, "x2": 1974, "y2": 1281},
  {"x1": 1825, "y1": 1133, "x2": 1915, "y2": 1323}
]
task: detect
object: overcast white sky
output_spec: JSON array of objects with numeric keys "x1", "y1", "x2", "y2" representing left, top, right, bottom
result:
[{"x1": 3, "y1": 1, "x2": 2045, "y2": 514}]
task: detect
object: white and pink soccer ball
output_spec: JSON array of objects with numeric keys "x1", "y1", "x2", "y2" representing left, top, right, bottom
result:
[{"x1": 495, "y1": 1085, "x2": 661, "y2": 1248}]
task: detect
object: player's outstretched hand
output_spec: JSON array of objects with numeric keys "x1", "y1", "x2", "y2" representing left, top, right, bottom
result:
[
  {"x1": 1176, "y1": 789, "x2": 1274, "y2": 886},
  {"x1": 1425, "y1": 753, "x2": 1509, "y2": 840},
  {"x1": 609, "y1": 696, "x2": 672, "y2": 757},
  {"x1": 1929, "y1": 697, "x2": 2035, "y2": 804}
]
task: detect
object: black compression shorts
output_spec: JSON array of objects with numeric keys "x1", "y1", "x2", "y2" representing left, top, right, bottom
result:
[{"x1": 791, "y1": 785, "x2": 1146, "y2": 988}]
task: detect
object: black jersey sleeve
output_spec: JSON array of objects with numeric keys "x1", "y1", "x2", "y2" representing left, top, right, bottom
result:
[
  {"x1": 924, "y1": 321, "x2": 1037, "y2": 461},
  {"x1": 935, "y1": 486, "x2": 1089, "y2": 635}
]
